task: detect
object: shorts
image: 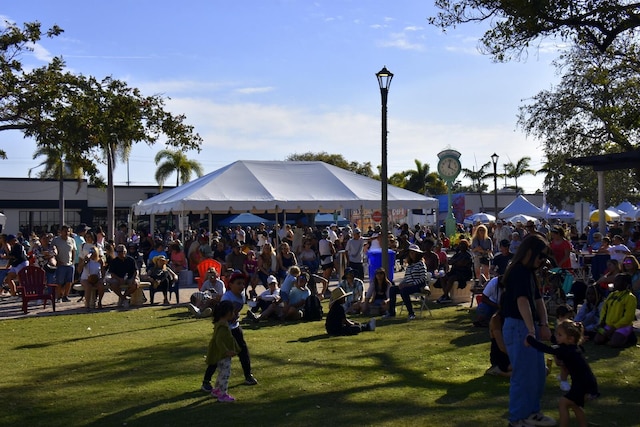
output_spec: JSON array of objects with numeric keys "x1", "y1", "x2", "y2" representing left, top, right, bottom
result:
[
  {"x1": 56, "y1": 265, "x2": 75, "y2": 285},
  {"x1": 8, "y1": 260, "x2": 28, "y2": 275}
]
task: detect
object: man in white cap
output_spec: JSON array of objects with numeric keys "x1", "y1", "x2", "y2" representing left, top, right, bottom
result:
[
  {"x1": 247, "y1": 275, "x2": 281, "y2": 322},
  {"x1": 345, "y1": 228, "x2": 365, "y2": 280}
]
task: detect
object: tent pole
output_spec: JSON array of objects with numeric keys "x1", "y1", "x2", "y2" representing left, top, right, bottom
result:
[
  {"x1": 597, "y1": 171, "x2": 606, "y2": 234},
  {"x1": 208, "y1": 212, "x2": 212, "y2": 245}
]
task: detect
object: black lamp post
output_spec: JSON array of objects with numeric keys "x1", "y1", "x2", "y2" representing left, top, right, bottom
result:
[
  {"x1": 376, "y1": 66, "x2": 393, "y2": 274},
  {"x1": 491, "y1": 153, "x2": 499, "y2": 218}
]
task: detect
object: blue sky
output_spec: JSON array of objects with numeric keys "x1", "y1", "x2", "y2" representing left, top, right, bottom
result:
[{"x1": 1, "y1": 1, "x2": 561, "y2": 193}]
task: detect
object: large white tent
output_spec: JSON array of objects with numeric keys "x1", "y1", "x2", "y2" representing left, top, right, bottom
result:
[
  {"x1": 499, "y1": 195, "x2": 544, "y2": 219},
  {"x1": 133, "y1": 160, "x2": 438, "y2": 215}
]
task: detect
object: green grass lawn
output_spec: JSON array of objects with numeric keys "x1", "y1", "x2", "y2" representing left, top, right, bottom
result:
[{"x1": 1, "y1": 303, "x2": 638, "y2": 427}]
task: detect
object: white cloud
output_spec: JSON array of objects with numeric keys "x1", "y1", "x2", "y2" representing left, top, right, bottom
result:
[
  {"x1": 370, "y1": 24, "x2": 385, "y2": 29},
  {"x1": 378, "y1": 32, "x2": 425, "y2": 51},
  {"x1": 404, "y1": 26, "x2": 423, "y2": 31},
  {"x1": 156, "y1": 96, "x2": 545, "y2": 192},
  {"x1": 235, "y1": 86, "x2": 275, "y2": 95},
  {"x1": 28, "y1": 43, "x2": 55, "y2": 62}
]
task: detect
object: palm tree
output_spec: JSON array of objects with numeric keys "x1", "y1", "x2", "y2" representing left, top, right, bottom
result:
[
  {"x1": 29, "y1": 144, "x2": 84, "y2": 227},
  {"x1": 405, "y1": 159, "x2": 438, "y2": 195},
  {"x1": 154, "y1": 149, "x2": 204, "y2": 190},
  {"x1": 462, "y1": 161, "x2": 491, "y2": 211},
  {"x1": 505, "y1": 156, "x2": 537, "y2": 193}
]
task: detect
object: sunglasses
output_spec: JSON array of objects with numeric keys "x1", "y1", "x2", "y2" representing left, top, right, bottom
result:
[{"x1": 376, "y1": 271, "x2": 385, "y2": 275}]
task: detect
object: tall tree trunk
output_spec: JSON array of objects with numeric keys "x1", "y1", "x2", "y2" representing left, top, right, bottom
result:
[
  {"x1": 107, "y1": 144, "x2": 115, "y2": 241},
  {"x1": 477, "y1": 178, "x2": 485, "y2": 211},
  {"x1": 58, "y1": 160, "x2": 65, "y2": 228}
]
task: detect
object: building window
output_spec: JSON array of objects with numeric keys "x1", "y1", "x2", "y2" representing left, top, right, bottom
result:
[{"x1": 19, "y1": 210, "x2": 81, "y2": 234}]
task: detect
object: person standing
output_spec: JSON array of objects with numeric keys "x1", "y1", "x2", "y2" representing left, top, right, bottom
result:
[
  {"x1": 52, "y1": 225, "x2": 76, "y2": 302},
  {"x1": 344, "y1": 228, "x2": 365, "y2": 280},
  {"x1": 2, "y1": 234, "x2": 29, "y2": 296},
  {"x1": 318, "y1": 230, "x2": 335, "y2": 296},
  {"x1": 220, "y1": 271, "x2": 258, "y2": 386},
  {"x1": 501, "y1": 234, "x2": 556, "y2": 427},
  {"x1": 202, "y1": 300, "x2": 241, "y2": 402}
]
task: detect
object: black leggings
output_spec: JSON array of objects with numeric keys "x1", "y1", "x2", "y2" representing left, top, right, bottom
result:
[{"x1": 203, "y1": 326, "x2": 252, "y2": 382}]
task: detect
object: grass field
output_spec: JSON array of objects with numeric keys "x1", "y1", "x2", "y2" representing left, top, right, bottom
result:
[{"x1": 1, "y1": 302, "x2": 638, "y2": 427}]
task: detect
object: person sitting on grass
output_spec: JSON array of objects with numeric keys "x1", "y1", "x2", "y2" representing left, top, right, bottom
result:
[
  {"x1": 473, "y1": 275, "x2": 503, "y2": 327},
  {"x1": 283, "y1": 272, "x2": 311, "y2": 321},
  {"x1": 337, "y1": 267, "x2": 365, "y2": 315},
  {"x1": 188, "y1": 267, "x2": 224, "y2": 318},
  {"x1": 593, "y1": 273, "x2": 638, "y2": 348},
  {"x1": 526, "y1": 320, "x2": 600, "y2": 427},
  {"x1": 574, "y1": 285, "x2": 603, "y2": 340},
  {"x1": 485, "y1": 309, "x2": 511, "y2": 377},
  {"x1": 362, "y1": 267, "x2": 392, "y2": 316},
  {"x1": 279, "y1": 265, "x2": 301, "y2": 316},
  {"x1": 202, "y1": 300, "x2": 241, "y2": 403},
  {"x1": 325, "y1": 287, "x2": 376, "y2": 336},
  {"x1": 247, "y1": 275, "x2": 282, "y2": 322},
  {"x1": 436, "y1": 239, "x2": 473, "y2": 304}
]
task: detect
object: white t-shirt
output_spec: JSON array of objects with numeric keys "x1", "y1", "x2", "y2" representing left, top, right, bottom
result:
[
  {"x1": 345, "y1": 238, "x2": 365, "y2": 263},
  {"x1": 482, "y1": 276, "x2": 502, "y2": 304}
]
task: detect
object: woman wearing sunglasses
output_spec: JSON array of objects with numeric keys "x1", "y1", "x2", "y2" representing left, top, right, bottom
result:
[{"x1": 501, "y1": 234, "x2": 555, "y2": 427}]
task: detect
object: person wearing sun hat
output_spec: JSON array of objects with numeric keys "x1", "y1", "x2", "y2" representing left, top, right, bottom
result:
[
  {"x1": 147, "y1": 254, "x2": 178, "y2": 305},
  {"x1": 385, "y1": 244, "x2": 429, "y2": 320},
  {"x1": 325, "y1": 287, "x2": 375, "y2": 336}
]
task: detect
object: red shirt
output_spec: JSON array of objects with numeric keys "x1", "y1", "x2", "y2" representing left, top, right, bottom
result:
[{"x1": 550, "y1": 239, "x2": 573, "y2": 269}]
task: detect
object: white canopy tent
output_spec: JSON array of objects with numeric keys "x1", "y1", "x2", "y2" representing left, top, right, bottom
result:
[
  {"x1": 499, "y1": 195, "x2": 544, "y2": 219},
  {"x1": 133, "y1": 160, "x2": 438, "y2": 216}
]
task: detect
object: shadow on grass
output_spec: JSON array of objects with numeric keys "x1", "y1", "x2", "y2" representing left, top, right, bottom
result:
[{"x1": 79, "y1": 350, "x2": 509, "y2": 427}]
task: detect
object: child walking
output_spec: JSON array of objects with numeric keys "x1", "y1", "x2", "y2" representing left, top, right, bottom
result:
[
  {"x1": 202, "y1": 300, "x2": 241, "y2": 402},
  {"x1": 526, "y1": 320, "x2": 599, "y2": 427}
]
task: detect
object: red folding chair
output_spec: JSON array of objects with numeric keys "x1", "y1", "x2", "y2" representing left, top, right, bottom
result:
[{"x1": 17, "y1": 266, "x2": 58, "y2": 314}]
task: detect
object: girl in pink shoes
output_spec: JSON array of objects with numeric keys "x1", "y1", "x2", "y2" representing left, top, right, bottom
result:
[{"x1": 202, "y1": 300, "x2": 241, "y2": 402}]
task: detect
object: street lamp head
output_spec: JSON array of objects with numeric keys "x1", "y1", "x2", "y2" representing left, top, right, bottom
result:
[
  {"x1": 491, "y1": 152, "x2": 499, "y2": 165},
  {"x1": 376, "y1": 66, "x2": 394, "y2": 90}
]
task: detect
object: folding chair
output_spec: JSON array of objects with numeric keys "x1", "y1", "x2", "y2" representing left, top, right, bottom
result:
[{"x1": 399, "y1": 286, "x2": 433, "y2": 317}]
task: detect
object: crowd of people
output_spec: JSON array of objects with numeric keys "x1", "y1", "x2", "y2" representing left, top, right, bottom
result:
[{"x1": 1, "y1": 217, "x2": 638, "y2": 423}]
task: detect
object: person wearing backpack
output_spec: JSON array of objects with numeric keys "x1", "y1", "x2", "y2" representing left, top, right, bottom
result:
[{"x1": 284, "y1": 272, "x2": 312, "y2": 320}]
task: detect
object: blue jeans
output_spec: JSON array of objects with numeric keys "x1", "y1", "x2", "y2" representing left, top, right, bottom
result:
[
  {"x1": 503, "y1": 317, "x2": 546, "y2": 422},
  {"x1": 388, "y1": 283, "x2": 422, "y2": 316}
]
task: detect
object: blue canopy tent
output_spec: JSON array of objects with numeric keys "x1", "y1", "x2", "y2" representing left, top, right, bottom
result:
[
  {"x1": 314, "y1": 213, "x2": 349, "y2": 226},
  {"x1": 218, "y1": 213, "x2": 274, "y2": 227}
]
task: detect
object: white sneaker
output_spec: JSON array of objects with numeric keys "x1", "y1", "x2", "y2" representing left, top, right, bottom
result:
[
  {"x1": 201, "y1": 307, "x2": 213, "y2": 318},
  {"x1": 559, "y1": 380, "x2": 571, "y2": 392},
  {"x1": 187, "y1": 303, "x2": 201, "y2": 317},
  {"x1": 525, "y1": 412, "x2": 556, "y2": 426},
  {"x1": 368, "y1": 318, "x2": 376, "y2": 331},
  {"x1": 484, "y1": 365, "x2": 503, "y2": 376}
]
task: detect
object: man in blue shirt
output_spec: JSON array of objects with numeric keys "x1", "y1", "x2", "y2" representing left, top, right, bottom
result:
[{"x1": 285, "y1": 273, "x2": 311, "y2": 320}]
